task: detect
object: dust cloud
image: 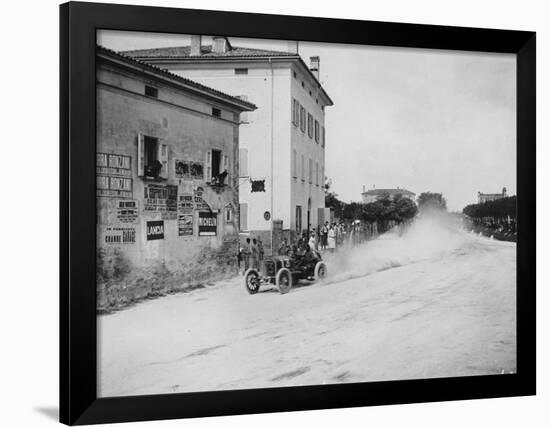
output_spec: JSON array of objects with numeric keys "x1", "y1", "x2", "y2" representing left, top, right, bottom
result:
[{"x1": 324, "y1": 212, "x2": 485, "y2": 284}]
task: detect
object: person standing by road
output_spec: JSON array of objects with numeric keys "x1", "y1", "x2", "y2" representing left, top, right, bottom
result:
[
  {"x1": 308, "y1": 231, "x2": 316, "y2": 251},
  {"x1": 320, "y1": 222, "x2": 328, "y2": 251},
  {"x1": 251, "y1": 238, "x2": 259, "y2": 269},
  {"x1": 242, "y1": 238, "x2": 252, "y2": 273},
  {"x1": 328, "y1": 224, "x2": 336, "y2": 251},
  {"x1": 257, "y1": 237, "x2": 264, "y2": 262}
]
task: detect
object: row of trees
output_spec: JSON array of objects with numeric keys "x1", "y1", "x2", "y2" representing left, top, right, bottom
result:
[
  {"x1": 325, "y1": 190, "x2": 448, "y2": 225},
  {"x1": 462, "y1": 196, "x2": 517, "y2": 219}
]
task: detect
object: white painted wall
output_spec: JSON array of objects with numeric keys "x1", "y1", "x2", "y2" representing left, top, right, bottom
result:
[
  {"x1": 290, "y1": 62, "x2": 327, "y2": 231},
  {"x1": 160, "y1": 60, "x2": 324, "y2": 233}
]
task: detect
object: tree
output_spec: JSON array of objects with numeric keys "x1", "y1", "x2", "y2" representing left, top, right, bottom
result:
[
  {"x1": 325, "y1": 191, "x2": 345, "y2": 218},
  {"x1": 417, "y1": 192, "x2": 447, "y2": 211},
  {"x1": 463, "y1": 196, "x2": 516, "y2": 219},
  {"x1": 395, "y1": 196, "x2": 418, "y2": 221}
]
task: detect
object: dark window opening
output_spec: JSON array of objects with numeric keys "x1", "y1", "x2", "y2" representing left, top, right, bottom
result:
[
  {"x1": 296, "y1": 205, "x2": 302, "y2": 233},
  {"x1": 212, "y1": 107, "x2": 221, "y2": 117},
  {"x1": 211, "y1": 149, "x2": 221, "y2": 178},
  {"x1": 144, "y1": 136, "x2": 161, "y2": 178},
  {"x1": 301, "y1": 81, "x2": 305, "y2": 87},
  {"x1": 293, "y1": 71, "x2": 297, "y2": 78},
  {"x1": 235, "y1": 68, "x2": 248, "y2": 75},
  {"x1": 145, "y1": 85, "x2": 158, "y2": 98}
]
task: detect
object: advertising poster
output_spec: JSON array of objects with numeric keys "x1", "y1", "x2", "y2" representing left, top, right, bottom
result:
[
  {"x1": 116, "y1": 199, "x2": 139, "y2": 223},
  {"x1": 143, "y1": 184, "x2": 178, "y2": 219},
  {"x1": 104, "y1": 226, "x2": 136, "y2": 244},
  {"x1": 178, "y1": 214, "x2": 194, "y2": 236},
  {"x1": 198, "y1": 212, "x2": 217, "y2": 236},
  {"x1": 146, "y1": 220, "x2": 164, "y2": 240},
  {"x1": 96, "y1": 152, "x2": 133, "y2": 198}
]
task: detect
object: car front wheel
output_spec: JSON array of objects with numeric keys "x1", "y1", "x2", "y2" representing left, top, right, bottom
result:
[
  {"x1": 276, "y1": 268, "x2": 293, "y2": 294},
  {"x1": 314, "y1": 261, "x2": 327, "y2": 281},
  {"x1": 244, "y1": 269, "x2": 260, "y2": 294}
]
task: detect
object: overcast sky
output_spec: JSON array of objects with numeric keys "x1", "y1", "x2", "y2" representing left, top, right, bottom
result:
[{"x1": 98, "y1": 31, "x2": 516, "y2": 211}]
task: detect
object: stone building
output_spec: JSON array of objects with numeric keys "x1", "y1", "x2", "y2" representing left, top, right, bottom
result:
[
  {"x1": 122, "y1": 37, "x2": 333, "y2": 253},
  {"x1": 96, "y1": 46, "x2": 255, "y2": 308},
  {"x1": 361, "y1": 186, "x2": 416, "y2": 204},
  {"x1": 478, "y1": 187, "x2": 507, "y2": 204}
]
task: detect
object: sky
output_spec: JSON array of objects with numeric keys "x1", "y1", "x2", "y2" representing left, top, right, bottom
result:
[{"x1": 98, "y1": 31, "x2": 516, "y2": 211}]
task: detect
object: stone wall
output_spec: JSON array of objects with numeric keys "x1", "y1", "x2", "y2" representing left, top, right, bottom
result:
[{"x1": 96, "y1": 60, "x2": 243, "y2": 312}]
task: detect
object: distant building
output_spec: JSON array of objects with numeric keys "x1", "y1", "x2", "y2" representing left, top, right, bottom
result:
[
  {"x1": 122, "y1": 36, "x2": 333, "y2": 253},
  {"x1": 478, "y1": 187, "x2": 507, "y2": 204},
  {"x1": 361, "y1": 186, "x2": 416, "y2": 204},
  {"x1": 96, "y1": 46, "x2": 255, "y2": 306}
]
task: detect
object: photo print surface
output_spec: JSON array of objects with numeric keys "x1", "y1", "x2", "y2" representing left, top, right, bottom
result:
[{"x1": 96, "y1": 30, "x2": 516, "y2": 397}]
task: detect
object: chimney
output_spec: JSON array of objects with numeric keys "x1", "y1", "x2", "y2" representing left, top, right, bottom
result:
[
  {"x1": 362, "y1": 185, "x2": 366, "y2": 193},
  {"x1": 287, "y1": 41, "x2": 299, "y2": 54},
  {"x1": 310, "y1": 56, "x2": 320, "y2": 80},
  {"x1": 502, "y1": 187, "x2": 507, "y2": 196},
  {"x1": 190, "y1": 34, "x2": 202, "y2": 56},
  {"x1": 213, "y1": 36, "x2": 230, "y2": 54}
]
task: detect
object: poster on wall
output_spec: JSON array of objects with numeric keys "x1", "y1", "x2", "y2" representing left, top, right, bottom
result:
[
  {"x1": 190, "y1": 162, "x2": 204, "y2": 179},
  {"x1": 198, "y1": 212, "x2": 217, "y2": 236},
  {"x1": 178, "y1": 214, "x2": 194, "y2": 236},
  {"x1": 116, "y1": 200, "x2": 139, "y2": 223},
  {"x1": 175, "y1": 159, "x2": 191, "y2": 179},
  {"x1": 103, "y1": 226, "x2": 136, "y2": 244},
  {"x1": 193, "y1": 186, "x2": 210, "y2": 211},
  {"x1": 178, "y1": 194, "x2": 194, "y2": 213},
  {"x1": 144, "y1": 184, "x2": 177, "y2": 219},
  {"x1": 96, "y1": 152, "x2": 133, "y2": 198},
  {"x1": 146, "y1": 220, "x2": 164, "y2": 240}
]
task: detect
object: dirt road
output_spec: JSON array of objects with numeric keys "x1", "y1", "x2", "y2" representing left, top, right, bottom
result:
[{"x1": 98, "y1": 217, "x2": 516, "y2": 397}]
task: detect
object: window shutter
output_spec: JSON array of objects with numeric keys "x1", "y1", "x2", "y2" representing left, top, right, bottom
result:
[
  {"x1": 239, "y1": 203, "x2": 248, "y2": 231},
  {"x1": 223, "y1": 153, "x2": 229, "y2": 183},
  {"x1": 137, "y1": 133, "x2": 145, "y2": 176},
  {"x1": 158, "y1": 142, "x2": 169, "y2": 179},
  {"x1": 205, "y1": 150, "x2": 212, "y2": 182},
  {"x1": 239, "y1": 148, "x2": 248, "y2": 176},
  {"x1": 292, "y1": 149, "x2": 296, "y2": 178}
]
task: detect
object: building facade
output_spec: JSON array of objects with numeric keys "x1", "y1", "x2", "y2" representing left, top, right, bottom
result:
[
  {"x1": 478, "y1": 187, "x2": 507, "y2": 204},
  {"x1": 123, "y1": 37, "x2": 333, "y2": 253},
  {"x1": 96, "y1": 47, "x2": 255, "y2": 308},
  {"x1": 361, "y1": 187, "x2": 416, "y2": 204}
]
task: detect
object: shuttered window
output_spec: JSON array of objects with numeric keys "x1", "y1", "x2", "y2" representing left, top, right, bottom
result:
[
  {"x1": 137, "y1": 133, "x2": 168, "y2": 179},
  {"x1": 307, "y1": 113, "x2": 314, "y2": 139},
  {"x1": 205, "y1": 150, "x2": 212, "y2": 182},
  {"x1": 239, "y1": 203, "x2": 248, "y2": 231}
]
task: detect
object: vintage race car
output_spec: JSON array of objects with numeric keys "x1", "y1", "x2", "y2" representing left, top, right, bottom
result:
[{"x1": 244, "y1": 253, "x2": 327, "y2": 294}]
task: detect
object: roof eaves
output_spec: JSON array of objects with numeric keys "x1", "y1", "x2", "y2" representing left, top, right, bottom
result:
[
  {"x1": 97, "y1": 45, "x2": 257, "y2": 112},
  {"x1": 130, "y1": 49, "x2": 334, "y2": 106}
]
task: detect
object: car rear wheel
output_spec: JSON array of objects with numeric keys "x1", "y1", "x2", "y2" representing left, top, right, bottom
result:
[
  {"x1": 276, "y1": 268, "x2": 293, "y2": 294},
  {"x1": 314, "y1": 261, "x2": 327, "y2": 281},
  {"x1": 244, "y1": 269, "x2": 260, "y2": 294}
]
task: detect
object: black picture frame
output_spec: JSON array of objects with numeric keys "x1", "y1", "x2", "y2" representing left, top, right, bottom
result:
[{"x1": 60, "y1": 1, "x2": 536, "y2": 425}]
